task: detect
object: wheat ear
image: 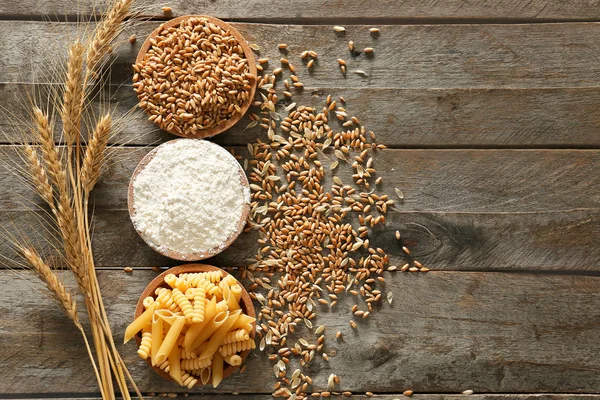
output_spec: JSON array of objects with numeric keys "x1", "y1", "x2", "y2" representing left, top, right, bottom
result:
[
  {"x1": 32, "y1": 107, "x2": 88, "y2": 291},
  {"x1": 23, "y1": 145, "x2": 55, "y2": 209},
  {"x1": 86, "y1": 0, "x2": 133, "y2": 77},
  {"x1": 62, "y1": 42, "x2": 85, "y2": 146},
  {"x1": 16, "y1": 245, "x2": 106, "y2": 398},
  {"x1": 18, "y1": 246, "x2": 79, "y2": 325},
  {"x1": 32, "y1": 107, "x2": 66, "y2": 192},
  {"x1": 81, "y1": 114, "x2": 111, "y2": 193}
]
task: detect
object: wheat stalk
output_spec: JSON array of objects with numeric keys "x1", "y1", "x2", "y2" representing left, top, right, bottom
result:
[
  {"x1": 86, "y1": 0, "x2": 133, "y2": 78},
  {"x1": 81, "y1": 114, "x2": 111, "y2": 193},
  {"x1": 11, "y1": 0, "x2": 142, "y2": 398},
  {"x1": 62, "y1": 42, "x2": 85, "y2": 146},
  {"x1": 16, "y1": 244, "x2": 106, "y2": 399}
]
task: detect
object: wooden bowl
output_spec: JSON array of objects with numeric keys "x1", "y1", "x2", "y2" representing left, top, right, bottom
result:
[
  {"x1": 135, "y1": 15, "x2": 257, "y2": 138},
  {"x1": 127, "y1": 139, "x2": 250, "y2": 261},
  {"x1": 134, "y1": 264, "x2": 256, "y2": 385}
]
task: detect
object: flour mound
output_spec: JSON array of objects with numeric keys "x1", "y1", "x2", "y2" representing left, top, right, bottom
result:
[{"x1": 132, "y1": 139, "x2": 249, "y2": 255}]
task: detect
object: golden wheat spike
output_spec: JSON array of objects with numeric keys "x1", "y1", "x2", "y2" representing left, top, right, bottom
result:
[
  {"x1": 61, "y1": 42, "x2": 85, "y2": 146},
  {"x1": 86, "y1": 0, "x2": 133, "y2": 76},
  {"x1": 23, "y1": 144, "x2": 55, "y2": 209},
  {"x1": 31, "y1": 106, "x2": 88, "y2": 291},
  {"x1": 81, "y1": 114, "x2": 111, "y2": 193},
  {"x1": 17, "y1": 245, "x2": 79, "y2": 326},
  {"x1": 32, "y1": 107, "x2": 66, "y2": 192}
]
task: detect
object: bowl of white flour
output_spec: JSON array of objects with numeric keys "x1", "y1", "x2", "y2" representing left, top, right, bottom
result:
[{"x1": 128, "y1": 139, "x2": 250, "y2": 260}]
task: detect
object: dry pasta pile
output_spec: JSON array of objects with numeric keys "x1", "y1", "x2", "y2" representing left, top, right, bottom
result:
[{"x1": 124, "y1": 270, "x2": 256, "y2": 388}]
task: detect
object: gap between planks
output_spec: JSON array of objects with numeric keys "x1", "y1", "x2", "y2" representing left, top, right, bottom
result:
[
  {"x1": 9, "y1": 394, "x2": 600, "y2": 399},
  {"x1": 3, "y1": 14, "x2": 600, "y2": 25}
]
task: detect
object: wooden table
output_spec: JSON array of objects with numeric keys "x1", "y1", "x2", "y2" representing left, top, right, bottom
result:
[{"x1": 0, "y1": 1, "x2": 599, "y2": 399}]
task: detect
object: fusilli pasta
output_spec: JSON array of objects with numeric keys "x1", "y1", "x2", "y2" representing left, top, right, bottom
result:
[{"x1": 218, "y1": 338, "x2": 256, "y2": 356}]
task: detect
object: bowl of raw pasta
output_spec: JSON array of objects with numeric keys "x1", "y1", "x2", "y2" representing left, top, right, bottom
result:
[{"x1": 124, "y1": 264, "x2": 256, "y2": 388}]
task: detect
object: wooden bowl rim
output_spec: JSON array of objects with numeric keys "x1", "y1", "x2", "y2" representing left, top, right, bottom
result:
[
  {"x1": 134, "y1": 264, "x2": 256, "y2": 385},
  {"x1": 135, "y1": 14, "x2": 258, "y2": 139},
  {"x1": 127, "y1": 138, "x2": 250, "y2": 261}
]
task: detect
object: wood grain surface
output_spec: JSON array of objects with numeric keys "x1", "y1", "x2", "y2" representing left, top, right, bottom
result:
[
  {"x1": 1, "y1": 0, "x2": 600, "y2": 21},
  {"x1": 1, "y1": 5, "x2": 599, "y2": 399},
  {"x1": 19, "y1": 397, "x2": 600, "y2": 400},
  {"x1": 2, "y1": 208, "x2": 597, "y2": 271},
  {"x1": 17, "y1": 397, "x2": 600, "y2": 400},
  {"x1": 1, "y1": 147, "x2": 597, "y2": 270},
  {"x1": 2, "y1": 83, "x2": 600, "y2": 147},
  {"x1": 2, "y1": 22, "x2": 600, "y2": 90},
  {"x1": 1, "y1": 270, "x2": 599, "y2": 394}
]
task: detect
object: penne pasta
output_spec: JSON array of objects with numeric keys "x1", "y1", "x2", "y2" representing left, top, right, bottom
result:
[
  {"x1": 155, "y1": 309, "x2": 180, "y2": 325},
  {"x1": 200, "y1": 367, "x2": 211, "y2": 385},
  {"x1": 229, "y1": 313, "x2": 256, "y2": 331},
  {"x1": 168, "y1": 340, "x2": 182, "y2": 385},
  {"x1": 155, "y1": 316, "x2": 185, "y2": 365},
  {"x1": 151, "y1": 312, "x2": 164, "y2": 366},
  {"x1": 212, "y1": 352, "x2": 224, "y2": 388},
  {"x1": 190, "y1": 310, "x2": 229, "y2": 351},
  {"x1": 224, "y1": 285, "x2": 240, "y2": 311},
  {"x1": 198, "y1": 309, "x2": 242, "y2": 359},
  {"x1": 124, "y1": 302, "x2": 156, "y2": 343}
]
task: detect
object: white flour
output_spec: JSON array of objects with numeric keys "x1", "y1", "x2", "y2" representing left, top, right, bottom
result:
[{"x1": 132, "y1": 139, "x2": 250, "y2": 255}]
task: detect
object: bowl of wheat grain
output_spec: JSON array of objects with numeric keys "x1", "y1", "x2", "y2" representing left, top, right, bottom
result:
[
  {"x1": 133, "y1": 15, "x2": 257, "y2": 138},
  {"x1": 133, "y1": 264, "x2": 256, "y2": 387}
]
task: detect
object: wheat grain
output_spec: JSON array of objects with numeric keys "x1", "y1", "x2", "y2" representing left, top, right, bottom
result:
[{"x1": 133, "y1": 17, "x2": 253, "y2": 135}]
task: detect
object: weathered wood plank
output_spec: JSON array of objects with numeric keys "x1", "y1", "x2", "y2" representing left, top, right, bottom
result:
[
  {"x1": 2, "y1": 147, "x2": 598, "y2": 213},
  {"x1": 1, "y1": 148, "x2": 598, "y2": 270},
  {"x1": 2, "y1": 83, "x2": 600, "y2": 147},
  {"x1": 1, "y1": 208, "x2": 597, "y2": 271},
  {"x1": 16, "y1": 396, "x2": 600, "y2": 400},
  {"x1": 2, "y1": 22, "x2": 600, "y2": 89},
  {"x1": 1, "y1": 270, "x2": 599, "y2": 394},
  {"x1": 2, "y1": 0, "x2": 600, "y2": 21}
]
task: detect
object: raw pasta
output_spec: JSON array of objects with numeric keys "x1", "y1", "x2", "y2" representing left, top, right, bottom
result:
[
  {"x1": 172, "y1": 288, "x2": 194, "y2": 322},
  {"x1": 155, "y1": 287, "x2": 178, "y2": 312},
  {"x1": 212, "y1": 352, "x2": 224, "y2": 388},
  {"x1": 181, "y1": 373, "x2": 198, "y2": 389},
  {"x1": 125, "y1": 268, "x2": 255, "y2": 388},
  {"x1": 200, "y1": 367, "x2": 211, "y2": 385},
  {"x1": 224, "y1": 354, "x2": 242, "y2": 366},
  {"x1": 137, "y1": 331, "x2": 152, "y2": 359},
  {"x1": 124, "y1": 302, "x2": 155, "y2": 343},
  {"x1": 181, "y1": 356, "x2": 212, "y2": 370},
  {"x1": 151, "y1": 312, "x2": 163, "y2": 365},
  {"x1": 168, "y1": 341, "x2": 182, "y2": 384},
  {"x1": 222, "y1": 328, "x2": 249, "y2": 344},
  {"x1": 218, "y1": 338, "x2": 256, "y2": 356},
  {"x1": 190, "y1": 287, "x2": 206, "y2": 323}
]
